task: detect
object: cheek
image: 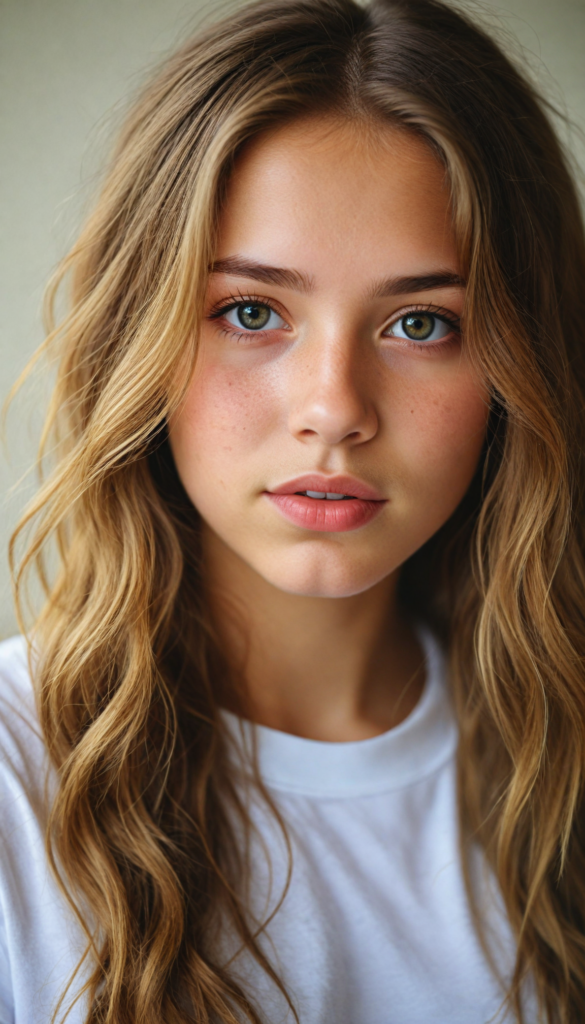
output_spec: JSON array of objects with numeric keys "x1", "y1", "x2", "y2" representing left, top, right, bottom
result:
[
  {"x1": 410, "y1": 379, "x2": 486, "y2": 455},
  {"x1": 387, "y1": 368, "x2": 488, "y2": 505},
  {"x1": 168, "y1": 357, "x2": 278, "y2": 492}
]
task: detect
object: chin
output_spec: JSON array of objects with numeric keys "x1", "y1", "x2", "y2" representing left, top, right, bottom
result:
[{"x1": 256, "y1": 548, "x2": 394, "y2": 599}]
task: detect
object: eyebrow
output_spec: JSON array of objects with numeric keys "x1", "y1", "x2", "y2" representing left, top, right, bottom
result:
[
  {"x1": 368, "y1": 271, "x2": 466, "y2": 299},
  {"x1": 210, "y1": 257, "x2": 465, "y2": 298},
  {"x1": 210, "y1": 257, "x2": 314, "y2": 293}
]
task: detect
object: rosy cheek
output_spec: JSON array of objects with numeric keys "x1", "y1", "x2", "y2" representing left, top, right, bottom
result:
[
  {"x1": 419, "y1": 383, "x2": 485, "y2": 443},
  {"x1": 175, "y1": 358, "x2": 278, "y2": 459},
  {"x1": 388, "y1": 371, "x2": 488, "y2": 473}
]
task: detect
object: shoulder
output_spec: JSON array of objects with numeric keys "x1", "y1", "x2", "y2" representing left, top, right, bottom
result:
[
  {"x1": 0, "y1": 634, "x2": 36, "y2": 715},
  {"x1": 0, "y1": 639, "x2": 89, "y2": 1024},
  {"x1": 0, "y1": 635, "x2": 49, "y2": 818}
]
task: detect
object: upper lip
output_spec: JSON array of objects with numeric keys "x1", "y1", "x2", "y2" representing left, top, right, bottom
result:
[{"x1": 267, "y1": 474, "x2": 386, "y2": 501}]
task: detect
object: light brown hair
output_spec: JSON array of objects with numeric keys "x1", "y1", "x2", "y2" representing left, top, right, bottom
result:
[{"x1": 11, "y1": 0, "x2": 585, "y2": 1020}]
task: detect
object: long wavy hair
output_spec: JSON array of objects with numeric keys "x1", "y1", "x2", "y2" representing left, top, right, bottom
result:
[{"x1": 10, "y1": 0, "x2": 585, "y2": 1020}]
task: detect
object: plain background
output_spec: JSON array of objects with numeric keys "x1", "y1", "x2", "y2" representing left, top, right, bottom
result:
[{"x1": 1, "y1": 0, "x2": 584, "y2": 640}]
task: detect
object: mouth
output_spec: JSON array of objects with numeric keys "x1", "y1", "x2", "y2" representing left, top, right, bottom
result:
[
  {"x1": 268, "y1": 474, "x2": 385, "y2": 502},
  {"x1": 295, "y1": 490, "x2": 355, "y2": 501},
  {"x1": 265, "y1": 474, "x2": 386, "y2": 532}
]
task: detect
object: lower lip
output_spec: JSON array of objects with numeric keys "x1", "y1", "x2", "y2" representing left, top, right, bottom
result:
[{"x1": 265, "y1": 493, "x2": 386, "y2": 532}]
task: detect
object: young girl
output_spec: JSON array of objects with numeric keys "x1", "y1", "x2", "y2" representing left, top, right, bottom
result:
[{"x1": 2, "y1": 0, "x2": 585, "y2": 1021}]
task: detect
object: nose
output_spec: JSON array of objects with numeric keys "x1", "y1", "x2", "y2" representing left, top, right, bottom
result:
[{"x1": 287, "y1": 330, "x2": 379, "y2": 447}]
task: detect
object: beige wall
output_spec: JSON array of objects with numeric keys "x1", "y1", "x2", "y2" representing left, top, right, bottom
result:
[{"x1": 1, "y1": 0, "x2": 584, "y2": 639}]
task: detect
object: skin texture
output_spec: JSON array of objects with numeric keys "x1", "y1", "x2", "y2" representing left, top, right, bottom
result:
[{"x1": 169, "y1": 118, "x2": 488, "y2": 739}]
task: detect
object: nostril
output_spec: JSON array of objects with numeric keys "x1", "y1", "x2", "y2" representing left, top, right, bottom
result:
[{"x1": 290, "y1": 396, "x2": 378, "y2": 446}]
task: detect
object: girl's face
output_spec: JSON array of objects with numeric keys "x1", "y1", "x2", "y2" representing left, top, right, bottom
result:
[{"x1": 170, "y1": 118, "x2": 488, "y2": 598}]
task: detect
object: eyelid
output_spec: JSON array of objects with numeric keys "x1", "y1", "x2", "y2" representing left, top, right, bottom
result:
[
  {"x1": 206, "y1": 296, "x2": 461, "y2": 343},
  {"x1": 381, "y1": 303, "x2": 461, "y2": 336},
  {"x1": 207, "y1": 292, "x2": 291, "y2": 328}
]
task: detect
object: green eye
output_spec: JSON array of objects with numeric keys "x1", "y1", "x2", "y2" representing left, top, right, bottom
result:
[
  {"x1": 402, "y1": 314, "x2": 435, "y2": 340},
  {"x1": 221, "y1": 302, "x2": 287, "y2": 333},
  {"x1": 386, "y1": 313, "x2": 452, "y2": 344},
  {"x1": 237, "y1": 303, "x2": 271, "y2": 329}
]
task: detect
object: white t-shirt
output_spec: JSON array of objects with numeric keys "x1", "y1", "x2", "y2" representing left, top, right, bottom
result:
[{"x1": 0, "y1": 632, "x2": 522, "y2": 1024}]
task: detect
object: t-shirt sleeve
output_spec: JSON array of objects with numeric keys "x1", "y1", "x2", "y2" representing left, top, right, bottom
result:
[
  {"x1": 0, "y1": 636, "x2": 90, "y2": 1024},
  {"x1": 0, "y1": 635, "x2": 49, "y2": 1024},
  {"x1": 0, "y1": 636, "x2": 37, "y2": 1024},
  {"x1": 0, "y1": 897, "x2": 13, "y2": 1024}
]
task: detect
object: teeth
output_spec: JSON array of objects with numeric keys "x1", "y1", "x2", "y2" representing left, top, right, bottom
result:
[{"x1": 303, "y1": 490, "x2": 353, "y2": 500}]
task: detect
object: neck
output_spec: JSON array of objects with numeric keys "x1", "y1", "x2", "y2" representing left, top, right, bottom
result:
[{"x1": 204, "y1": 528, "x2": 424, "y2": 742}]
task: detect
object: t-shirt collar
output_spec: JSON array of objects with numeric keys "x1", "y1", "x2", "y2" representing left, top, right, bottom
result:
[{"x1": 222, "y1": 628, "x2": 457, "y2": 798}]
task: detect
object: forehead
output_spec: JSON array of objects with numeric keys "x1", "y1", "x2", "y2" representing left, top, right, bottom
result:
[{"x1": 216, "y1": 117, "x2": 458, "y2": 284}]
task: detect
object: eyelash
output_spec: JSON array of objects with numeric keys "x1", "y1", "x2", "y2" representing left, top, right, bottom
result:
[
  {"x1": 207, "y1": 295, "x2": 461, "y2": 350},
  {"x1": 384, "y1": 304, "x2": 461, "y2": 353},
  {"x1": 207, "y1": 293, "x2": 290, "y2": 342}
]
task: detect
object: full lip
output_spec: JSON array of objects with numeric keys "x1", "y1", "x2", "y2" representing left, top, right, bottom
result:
[{"x1": 266, "y1": 473, "x2": 386, "y2": 502}]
